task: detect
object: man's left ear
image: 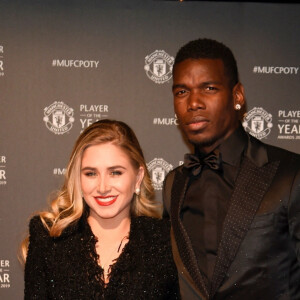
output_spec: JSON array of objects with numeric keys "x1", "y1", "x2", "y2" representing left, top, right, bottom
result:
[{"x1": 233, "y1": 82, "x2": 245, "y2": 110}]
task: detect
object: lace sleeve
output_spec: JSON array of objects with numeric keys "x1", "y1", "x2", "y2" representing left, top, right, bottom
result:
[{"x1": 24, "y1": 216, "x2": 49, "y2": 299}]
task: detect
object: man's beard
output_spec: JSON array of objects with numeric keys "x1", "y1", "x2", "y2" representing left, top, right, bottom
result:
[{"x1": 188, "y1": 130, "x2": 224, "y2": 151}]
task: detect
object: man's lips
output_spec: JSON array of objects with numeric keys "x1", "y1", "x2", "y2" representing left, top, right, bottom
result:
[
  {"x1": 185, "y1": 116, "x2": 209, "y2": 131},
  {"x1": 94, "y1": 195, "x2": 118, "y2": 206}
]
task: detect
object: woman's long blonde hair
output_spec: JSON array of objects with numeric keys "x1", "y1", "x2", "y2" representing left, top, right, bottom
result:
[{"x1": 20, "y1": 119, "x2": 161, "y2": 263}]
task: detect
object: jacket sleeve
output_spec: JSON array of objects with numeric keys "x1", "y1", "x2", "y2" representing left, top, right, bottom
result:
[
  {"x1": 288, "y1": 165, "x2": 300, "y2": 262},
  {"x1": 24, "y1": 216, "x2": 49, "y2": 300}
]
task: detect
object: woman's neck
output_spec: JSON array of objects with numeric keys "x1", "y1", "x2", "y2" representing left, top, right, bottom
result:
[
  {"x1": 88, "y1": 214, "x2": 131, "y2": 242},
  {"x1": 87, "y1": 214, "x2": 131, "y2": 284}
]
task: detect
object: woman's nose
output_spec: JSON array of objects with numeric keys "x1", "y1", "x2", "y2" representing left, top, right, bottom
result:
[{"x1": 97, "y1": 176, "x2": 111, "y2": 194}]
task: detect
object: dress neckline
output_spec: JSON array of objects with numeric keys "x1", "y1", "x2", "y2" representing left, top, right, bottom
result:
[{"x1": 83, "y1": 215, "x2": 137, "y2": 288}]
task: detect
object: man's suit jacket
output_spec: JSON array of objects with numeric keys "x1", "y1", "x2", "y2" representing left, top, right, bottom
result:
[{"x1": 163, "y1": 134, "x2": 300, "y2": 299}]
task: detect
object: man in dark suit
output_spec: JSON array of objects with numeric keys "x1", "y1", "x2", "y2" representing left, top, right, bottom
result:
[{"x1": 163, "y1": 38, "x2": 300, "y2": 299}]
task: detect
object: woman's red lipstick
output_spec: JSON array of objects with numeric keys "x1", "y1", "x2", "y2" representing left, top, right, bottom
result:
[{"x1": 94, "y1": 196, "x2": 118, "y2": 206}]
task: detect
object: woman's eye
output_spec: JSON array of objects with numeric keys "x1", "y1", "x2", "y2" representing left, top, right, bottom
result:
[
  {"x1": 111, "y1": 170, "x2": 122, "y2": 176},
  {"x1": 85, "y1": 172, "x2": 96, "y2": 177}
]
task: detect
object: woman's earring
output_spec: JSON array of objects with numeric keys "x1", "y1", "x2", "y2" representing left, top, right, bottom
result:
[
  {"x1": 135, "y1": 188, "x2": 140, "y2": 196},
  {"x1": 235, "y1": 103, "x2": 241, "y2": 110}
]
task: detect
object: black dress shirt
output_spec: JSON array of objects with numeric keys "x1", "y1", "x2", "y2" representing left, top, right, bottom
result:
[{"x1": 181, "y1": 126, "x2": 248, "y2": 282}]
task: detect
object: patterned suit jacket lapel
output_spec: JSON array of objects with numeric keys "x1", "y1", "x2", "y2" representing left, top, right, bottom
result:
[
  {"x1": 170, "y1": 166, "x2": 210, "y2": 299},
  {"x1": 209, "y1": 137, "x2": 280, "y2": 298}
]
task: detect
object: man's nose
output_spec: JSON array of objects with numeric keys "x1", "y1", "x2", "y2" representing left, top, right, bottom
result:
[{"x1": 187, "y1": 90, "x2": 205, "y2": 111}]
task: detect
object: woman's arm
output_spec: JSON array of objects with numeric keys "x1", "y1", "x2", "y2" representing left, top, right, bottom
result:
[{"x1": 24, "y1": 216, "x2": 49, "y2": 299}]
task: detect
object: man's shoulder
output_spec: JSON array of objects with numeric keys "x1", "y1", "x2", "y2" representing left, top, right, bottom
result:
[
  {"x1": 249, "y1": 134, "x2": 300, "y2": 164},
  {"x1": 166, "y1": 164, "x2": 184, "y2": 179},
  {"x1": 164, "y1": 165, "x2": 184, "y2": 189},
  {"x1": 162, "y1": 165, "x2": 185, "y2": 215},
  {"x1": 260, "y1": 138, "x2": 300, "y2": 163}
]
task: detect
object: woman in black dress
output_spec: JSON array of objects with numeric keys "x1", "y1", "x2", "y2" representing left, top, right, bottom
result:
[{"x1": 21, "y1": 119, "x2": 179, "y2": 299}]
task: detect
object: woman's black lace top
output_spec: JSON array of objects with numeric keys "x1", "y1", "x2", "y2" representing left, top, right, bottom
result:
[{"x1": 24, "y1": 214, "x2": 180, "y2": 299}]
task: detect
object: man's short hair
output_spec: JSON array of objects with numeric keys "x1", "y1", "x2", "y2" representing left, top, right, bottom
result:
[{"x1": 174, "y1": 38, "x2": 239, "y2": 89}]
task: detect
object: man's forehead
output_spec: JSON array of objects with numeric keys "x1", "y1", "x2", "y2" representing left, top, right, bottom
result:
[{"x1": 173, "y1": 58, "x2": 226, "y2": 79}]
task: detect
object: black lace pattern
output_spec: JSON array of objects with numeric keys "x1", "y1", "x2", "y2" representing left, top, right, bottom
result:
[{"x1": 25, "y1": 213, "x2": 180, "y2": 300}]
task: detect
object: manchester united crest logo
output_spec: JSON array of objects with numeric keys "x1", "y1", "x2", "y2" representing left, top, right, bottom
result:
[
  {"x1": 144, "y1": 50, "x2": 174, "y2": 84},
  {"x1": 43, "y1": 101, "x2": 75, "y2": 135},
  {"x1": 242, "y1": 107, "x2": 273, "y2": 139},
  {"x1": 147, "y1": 158, "x2": 173, "y2": 190}
]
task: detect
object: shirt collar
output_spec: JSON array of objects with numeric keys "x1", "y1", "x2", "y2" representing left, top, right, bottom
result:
[
  {"x1": 219, "y1": 124, "x2": 248, "y2": 167},
  {"x1": 194, "y1": 124, "x2": 248, "y2": 167}
]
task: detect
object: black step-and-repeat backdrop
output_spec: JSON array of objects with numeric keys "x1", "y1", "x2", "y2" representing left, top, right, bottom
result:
[{"x1": 0, "y1": 1, "x2": 299, "y2": 298}]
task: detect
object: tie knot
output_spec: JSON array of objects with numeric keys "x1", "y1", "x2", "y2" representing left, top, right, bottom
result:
[{"x1": 184, "y1": 151, "x2": 222, "y2": 176}]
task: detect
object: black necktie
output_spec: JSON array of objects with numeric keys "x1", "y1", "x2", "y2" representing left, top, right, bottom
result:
[{"x1": 184, "y1": 151, "x2": 222, "y2": 176}]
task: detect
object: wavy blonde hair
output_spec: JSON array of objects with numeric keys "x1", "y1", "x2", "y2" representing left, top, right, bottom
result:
[{"x1": 20, "y1": 119, "x2": 161, "y2": 263}]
